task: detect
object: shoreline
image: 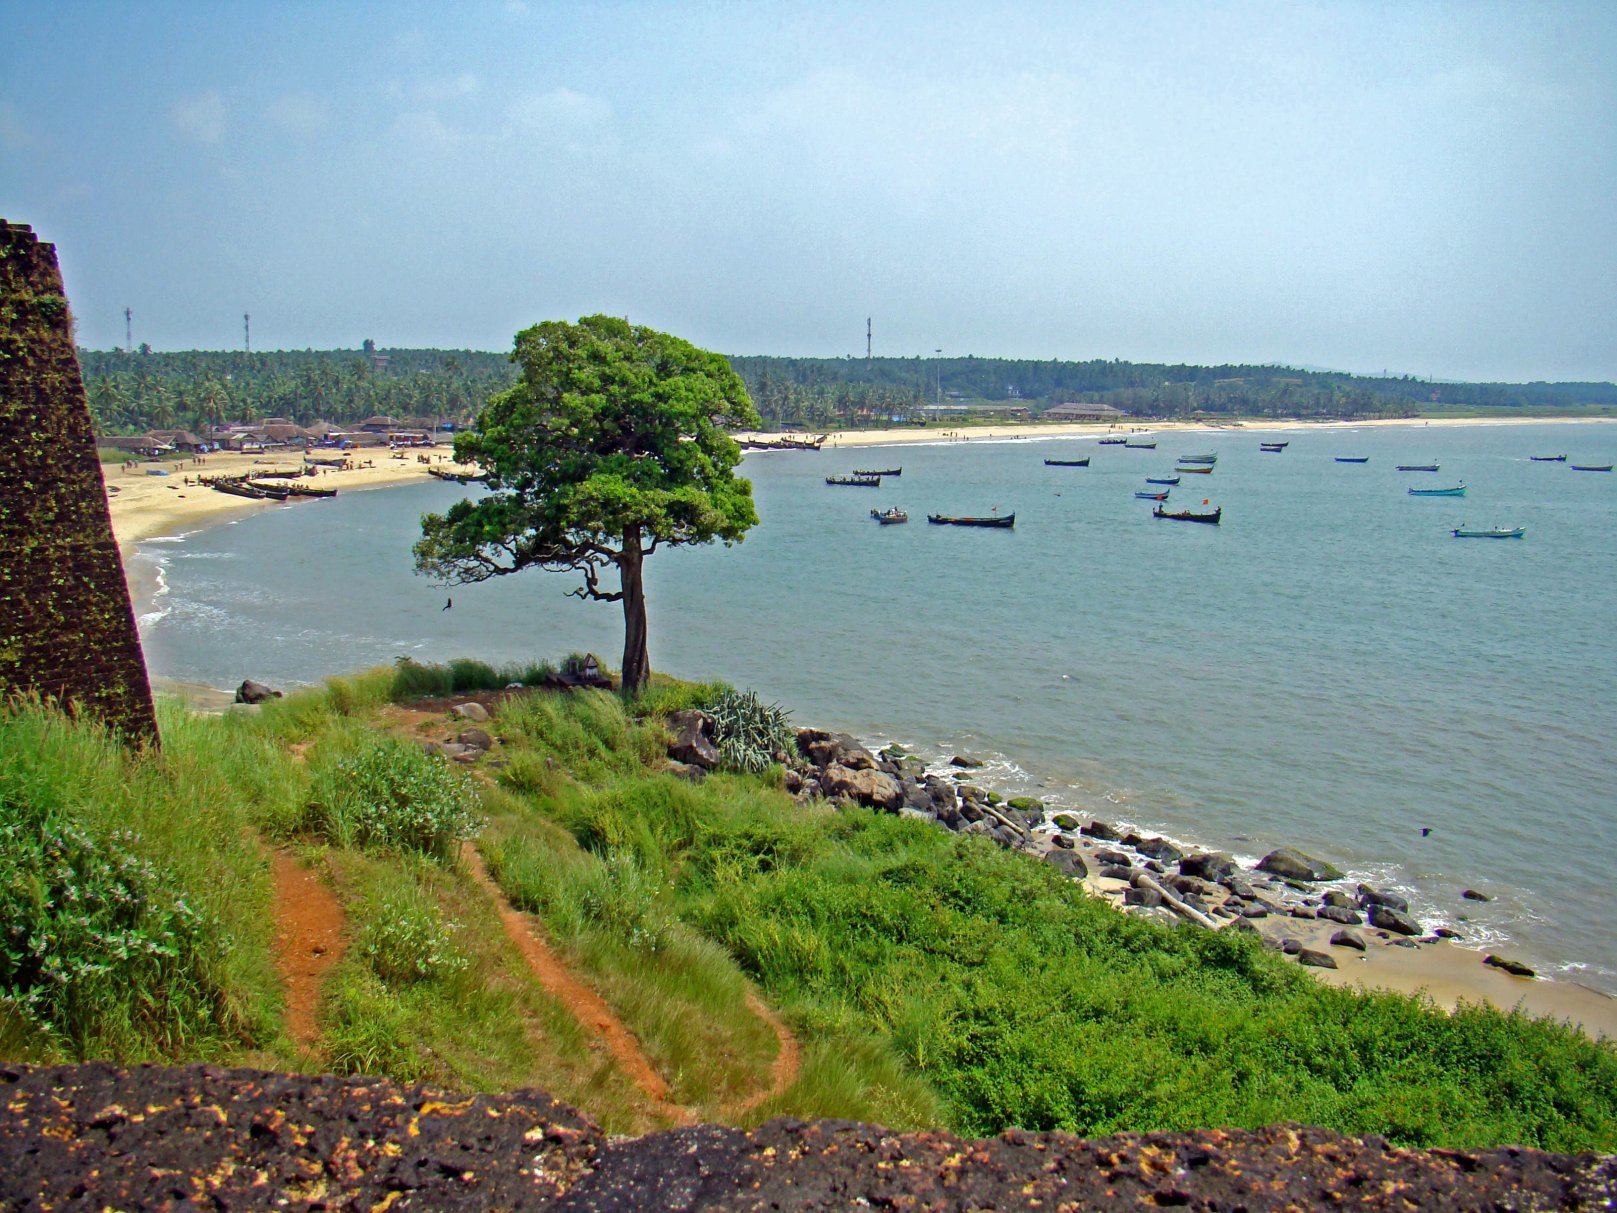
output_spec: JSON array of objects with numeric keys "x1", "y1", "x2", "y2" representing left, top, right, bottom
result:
[{"x1": 104, "y1": 421, "x2": 1617, "y2": 1038}]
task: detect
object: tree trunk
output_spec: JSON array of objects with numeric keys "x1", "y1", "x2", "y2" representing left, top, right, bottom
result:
[{"x1": 618, "y1": 526, "x2": 649, "y2": 696}]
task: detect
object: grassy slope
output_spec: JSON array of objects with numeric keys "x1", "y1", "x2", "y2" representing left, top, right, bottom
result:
[{"x1": 2, "y1": 665, "x2": 1615, "y2": 1149}]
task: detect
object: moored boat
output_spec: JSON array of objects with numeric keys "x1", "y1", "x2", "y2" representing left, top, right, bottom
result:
[
  {"x1": 826, "y1": 475, "x2": 881, "y2": 487},
  {"x1": 1152, "y1": 504, "x2": 1221, "y2": 524},
  {"x1": 1124, "y1": 440, "x2": 1157, "y2": 449},
  {"x1": 1145, "y1": 475, "x2": 1180, "y2": 485},
  {"x1": 1335, "y1": 456, "x2": 1369, "y2": 463},
  {"x1": 1452, "y1": 525, "x2": 1525, "y2": 538},
  {"x1": 1098, "y1": 437, "x2": 1127, "y2": 445},
  {"x1": 1408, "y1": 482, "x2": 1465, "y2": 497},
  {"x1": 870, "y1": 507, "x2": 909, "y2": 525},
  {"x1": 1175, "y1": 465, "x2": 1214, "y2": 474},
  {"x1": 1178, "y1": 453, "x2": 1217, "y2": 464},
  {"x1": 1260, "y1": 441, "x2": 1288, "y2": 451},
  {"x1": 854, "y1": 467, "x2": 901, "y2": 477},
  {"x1": 927, "y1": 513, "x2": 1015, "y2": 528},
  {"x1": 1397, "y1": 463, "x2": 1439, "y2": 472},
  {"x1": 1571, "y1": 464, "x2": 1612, "y2": 472},
  {"x1": 1043, "y1": 458, "x2": 1090, "y2": 466},
  {"x1": 1529, "y1": 454, "x2": 1567, "y2": 462},
  {"x1": 1136, "y1": 490, "x2": 1169, "y2": 500}
]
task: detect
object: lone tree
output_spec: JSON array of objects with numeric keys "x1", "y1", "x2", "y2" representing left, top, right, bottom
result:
[{"x1": 414, "y1": 315, "x2": 760, "y2": 695}]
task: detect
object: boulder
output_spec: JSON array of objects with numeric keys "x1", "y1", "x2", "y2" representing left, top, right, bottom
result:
[
  {"x1": 1080, "y1": 820, "x2": 1121, "y2": 842},
  {"x1": 665, "y1": 761, "x2": 707, "y2": 783},
  {"x1": 1281, "y1": 939, "x2": 1302, "y2": 955},
  {"x1": 1098, "y1": 866, "x2": 1133, "y2": 881},
  {"x1": 898, "y1": 806, "x2": 937, "y2": 824},
  {"x1": 438, "y1": 742, "x2": 469, "y2": 757},
  {"x1": 1483, "y1": 954, "x2": 1536, "y2": 978},
  {"x1": 1297, "y1": 948, "x2": 1339, "y2": 970},
  {"x1": 669, "y1": 716, "x2": 720, "y2": 770},
  {"x1": 1044, "y1": 850, "x2": 1087, "y2": 879},
  {"x1": 1330, "y1": 929, "x2": 1368, "y2": 951},
  {"x1": 1256, "y1": 848, "x2": 1344, "y2": 883},
  {"x1": 1225, "y1": 916, "x2": 1258, "y2": 934},
  {"x1": 821, "y1": 763, "x2": 904, "y2": 810},
  {"x1": 1316, "y1": 905, "x2": 1362, "y2": 926},
  {"x1": 1322, "y1": 891, "x2": 1356, "y2": 910},
  {"x1": 1006, "y1": 797, "x2": 1044, "y2": 813},
  {"x1": 1124, "y1": 886, "x2": 1164, "y2": 908},
  {"x1": 1132, "y1": 837, "x2": 1184, "y2": 864},
  {"x1": 797, "y1": 729, "x2": 876, "y2": 771},
  {"x1": 234, "y1": 679, "x2": 282, "y2": 704},
  {"x1": 1434, "y1": 927, "x2": 1463, "y2": 940},
  {"x1": 1288, "y1": 906, "x2": 1317, "y2": 920},
  {"x1": 1094, "y1": 849, "x2": 1133, "y2": 867},
  {"x1": 450, "y1": 701, "x2": 490, "y2": 722},
  {"x1": 1049, "y1": 833, "x2": 1076, "y2": 851},
  {"x1": 1050, "y1": 813, "x2": 1081, "y2": 832},
  {"x1": 1179, "y1": 852, "x2": 1238, "y2": 883},
  {"x1": 949, "y1": 754, "x2": 984, "y2": 768},
  {"x1": 1357, "y1": 885, "x2": 1410, "y2": 913},
  {"x1": 1240, "y1": 905, "x2": 1269, "y2": 919},
  {"x1": 456, "y1": 728, "x2": 493, "y2": 751},
  {"x1": 1461, "y1": 888, "x2": 1493, "y2": 902},
  {"x1": 1366, "y1": 904, "x2": 1421, "y2": 936}
]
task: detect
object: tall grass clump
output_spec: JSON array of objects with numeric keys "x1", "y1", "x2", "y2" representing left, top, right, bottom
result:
[
  {"x1": 389, "y1": 657, "x2": 559, "y2": 701},
  {"x1": 494, "y1": 689, "x2": 660, "y2": 781},
  {"x1": 700, "y1": 688, "x2": 794, "y2": 774},
  {"x1": 304, "y1": 734, "x2": 481, "y2": 861}
]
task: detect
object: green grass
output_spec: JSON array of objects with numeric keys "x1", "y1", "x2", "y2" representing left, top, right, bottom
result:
[{"x1": 4, "y1": 669, "x2": 1616, "y2": 1151}]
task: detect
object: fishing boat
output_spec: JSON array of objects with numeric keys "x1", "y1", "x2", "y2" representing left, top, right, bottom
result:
[
  {"x1": 1145, "y1": 476, "x2": 1180, "y2": 485},
  {"x1": 1335, "y1": 457, "x2": 1370, "y2": 463},
  {"x1": 207, "y1": 480, "x2": 278, "y2": 501},
  {"x1": 1136, "y1": 490, "x2": 1169, "y2": 500},
  {"x1": 1124, "y1": 440, "x2": 1157, "y2": 449},
  {"x1": 1408, "y1": 482, "x2": 1465, "y2": 497},
  {"x1": 1175, "y1": 465, "x2": 1214, "y2": 474},
  {"x1": 1153, "y1": 504, "x2": 1221, "y2": 525},
  {"x1": 854, "y1": 467, "x2": 901, "y2": 477},
  {"x1": 426, "y1": 466, "x2": 490, "y2": 484},
  {"x1": 1099, "y1": 437, "x2": 1127, "y2": 445},
  {"x1": 1178, "y1": 453, "x2": 1218, "y2": 464},
  {"x1": 927, "y1": 513, "x2": 1015, "y2": 528},
  {"x1": 1396, "y1": 463, "x2": 1439, "y2": 472},
  {"x1": 870, "y1": 507, "x2": 909, "y2": 525},
  {"x1": 1571, "y1": 464, "x2": 1613, "y2": 472},
  {"x1": 826, "y1": 475, "x2": 881, "y2": 487},
  {"x1": 1452, "y1": 525, "x2": 1525, "y2": 539},
  {"x1": 1043, "y1": 458, "x2": 1090, "y2": 467},
  {"x1": 1260, "y1": 441, "x2": 1288, "y2": 451},
  {"x1": 1529, "y1": 454, "x2": 1566, "y2": 462},
  {"x1": 256, "y1": 480, "x2": 337, "y2": 499}
]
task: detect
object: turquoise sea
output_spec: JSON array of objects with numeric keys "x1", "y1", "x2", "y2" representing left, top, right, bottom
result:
[{"x1": 135, "y1": 422, "x2": 1617, "y2": 994}]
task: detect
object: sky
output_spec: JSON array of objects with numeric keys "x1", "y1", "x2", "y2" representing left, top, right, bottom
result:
[{"x1": 3, "y1": 1, "x2": 1614, "y2": 383}]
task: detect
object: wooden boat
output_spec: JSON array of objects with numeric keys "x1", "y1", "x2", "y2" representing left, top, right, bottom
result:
[
  {"x1": 927, "y1": 513, "x2": 1015, "y2": 528},
  {"x1": 1135, "y1": 490, "x2": 1169, "y2": 500},
  {"x1": 854, "y1": 468, "x2": 901, "y2": 477},
  {"x1": 1571, "y1": 464, "x2": 1613, "y2": 472},
  {"x1": 870, "y1": 507, "x2": 909, "y2": 525},
  {"x1": 255, "y1": 480, "x2": 337, "y2": 499},
  {"x1": 208, "y1": 479, "x2": 277, "y2": 500},
  {"x1": 1260, "y1": 441, "x2": 1289, "y2": 450},
  {"x1": 1124, "y1": 441, "x2": 1157, "y2": 449},
  {"x1": 1396, "y1": 464, "x2": 1439, "y2": 472},
  {"x1": 1175, "y1": 465, "x2": 1214, "y2": 474},
  {"x1": 1335, "y1": 457, "x2": 1369, "y2": 463},
  {"x1": 826, "y1": 475, "x2": 881, "y2": 487},
  {"x1": 1098, "y1": 437, "x2": 1127, "y2": 445},
  {"x1": 1145, "y1": 476, "x2": 1180, "y2": 485},
  {"x1": 1452, "y1": 526, "x2": 1525, "y2": 539},
  {"x1": 1408, "y1": 482, "x2": 1465, "y2": 497},
  {"x1": 426, "y1": 466, "x2": 490, "y2": 484},
  {"x1": 1529, "y1": 455, "x2": 1566, "y2": 462},
  {"x1": 1178, "y1": 453, "x2": 1217, "y2": 464},
  {"x1": 1043, "y1": 458, "x2": 1090, "y2": 466},
  {"x1": 1153, "y1": 504, "x2": 1221, "y2": 525}
]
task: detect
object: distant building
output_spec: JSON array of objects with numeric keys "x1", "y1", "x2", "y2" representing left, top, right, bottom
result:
[{"x1": 1041, "y1": 402, "x2": 1127, "y2": 422}]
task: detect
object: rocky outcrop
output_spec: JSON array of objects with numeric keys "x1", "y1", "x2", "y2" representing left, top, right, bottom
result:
[
  {"x1": 1367, "y1": 904, "x2": 1422, "y2": 936},
  {"x1": 234, "y1": 678, "x2": 282, "y2": 704},
  {"x1": 668, "y1": 709, "x2": 720, "y2": 770},
  {"x1": 1257, "y1": 848, "x2": 1345, "y2": 883}
]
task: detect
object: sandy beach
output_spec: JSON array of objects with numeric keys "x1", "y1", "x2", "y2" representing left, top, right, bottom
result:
[{"x1": 101, "y1": 421, "x2": 1617, "y2": 1040}]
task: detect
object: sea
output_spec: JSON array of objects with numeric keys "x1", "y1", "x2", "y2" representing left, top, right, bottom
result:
[{"x1": 133, "y1": 422, "x2": 1617, "y2": 994}]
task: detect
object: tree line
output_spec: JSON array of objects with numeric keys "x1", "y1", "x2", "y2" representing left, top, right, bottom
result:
[{"x1": 78, "y1": 344, "x2": 1616, "y2": 436}]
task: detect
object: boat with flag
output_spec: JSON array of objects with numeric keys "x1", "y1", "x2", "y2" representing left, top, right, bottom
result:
[{"x1": 1153, "y1": 499, "x2": 1221, "y2": 524}]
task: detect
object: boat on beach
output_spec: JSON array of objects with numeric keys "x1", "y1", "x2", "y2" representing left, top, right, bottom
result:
[
  {"x1": 1145, "y1": 476, "x2": 1180, "y2": 485},
  {"x1": 1452, "y1": 525, "x2": 1525, "y2": 538},
  {"x1": 1153, "y1": 503, "x2": 1221, "y2": 524},
  {"x1": 1397, "y1": 463, "x2": 1440, "y2": 472},
  {"x1": 1530, "y1": 455, "x2": 1567, "y2": 462},
  {"x1": 1335, "y1": 457, "x2": 1370, "y2": 463},
  {"x1": 1136, "y1": 490, "x2": 1169, "y2": 500},
  {"x1": 1571, "y1": 464, "x2": 1612, "y2": 472},
  {"x1": 1409, "y1": 483, "x2": 1466, "y2": 497},
  {"x1": 927, "y1": 513, "x2": 1015, "y2": 528},
  {"x1": 870, "y1": 507, "x2": 909, "y2": 525},
  {"x1": 826, "y1": 475, "x2": 881, "y2": 487},
  {"x1": 854, "y1": 467, "x2": 901, "y2": 477},
  {"x1": 1043, "y1": 458, "x2": 1090, "y2": 467},
  {"x1": 426, "y1": 466, "x2": 490, "y2": 484}
]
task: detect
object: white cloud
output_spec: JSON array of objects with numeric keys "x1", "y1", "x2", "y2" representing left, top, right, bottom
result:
[
  {"x1": 508, "y1": 87, "x2": 611, "y2": 130},
  {"x1": 171, "y1": 90, "x2": 227, "y2": 144},
  {"x1": 416, "y1": 72, "x2": 480, "y2": 102},
  {"x1": 267, "y1": 93, "x2": 329, "y2": 137}
]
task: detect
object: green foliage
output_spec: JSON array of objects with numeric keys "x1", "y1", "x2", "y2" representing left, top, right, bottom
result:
[
  {"x1": 360, "y1": 888, "x2": 470, "y2": 986},
  {"x1": 304, "y1": 734, "x2": 482, "y2": 861},
  {"x1": 701, "y1": 687, "x2": 794, "y2": 774},
  {"x1": 389, "y1": 656, "x2": 556, "y2": 700}
]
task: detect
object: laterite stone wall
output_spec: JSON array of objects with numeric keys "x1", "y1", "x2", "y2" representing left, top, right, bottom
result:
[{"x1": 0, "y1": 220, "x2": 158, "y2": 745}]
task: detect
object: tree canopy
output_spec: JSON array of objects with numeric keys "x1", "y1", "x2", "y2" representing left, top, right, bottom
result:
[{"x1": 413, "y1": 315, "x2": 760, "y2": 693}]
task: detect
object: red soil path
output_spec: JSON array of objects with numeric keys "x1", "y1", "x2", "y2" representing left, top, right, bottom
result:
[{"x1": 269, "y1": 850, "x2": 346, "y2": 1050}]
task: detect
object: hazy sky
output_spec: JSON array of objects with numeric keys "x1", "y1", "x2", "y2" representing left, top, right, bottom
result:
[{"x1": 4, "y1": 1, "x2": 1614, "y2": 381}]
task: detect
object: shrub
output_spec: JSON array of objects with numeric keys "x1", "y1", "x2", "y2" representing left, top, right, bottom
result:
[
  {"x1": 361, "y1": 891, "x2": 469, "y2": 986},
  {"x1": 306, "y1": 735, "x2": 481, "y2": 861},
  {"x1": 702, "y1": 687, "x2": 794, "y2": 774}
]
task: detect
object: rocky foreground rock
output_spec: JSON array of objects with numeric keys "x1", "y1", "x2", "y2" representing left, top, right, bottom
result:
[{"x1": 3, "y1": 1063, "x2": 1613, "y2": 1211}]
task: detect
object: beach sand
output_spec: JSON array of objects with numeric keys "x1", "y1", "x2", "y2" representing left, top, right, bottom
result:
[{"x1": 102, "y1": 424, "x2": 1617, "y2": 1040}]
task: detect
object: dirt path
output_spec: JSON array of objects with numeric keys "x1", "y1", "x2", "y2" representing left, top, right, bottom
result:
[
  {"x1": 462, "y1": 844, "x2": 697, "y2": 1125},
  {"x1": 726, "y1": 990, "x2": 802, "y2": 1118},
  {"x1": 269, "y1": 850, "x2": 347, "y2": 1050}
]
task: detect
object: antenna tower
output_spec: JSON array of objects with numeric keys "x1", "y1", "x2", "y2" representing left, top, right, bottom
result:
[
  {"x1": 244, "y1": 313, "x2": 251, "y2": 354},
  {"x1": 124, "y1": 307, "x2": 132, "y2": 352}
]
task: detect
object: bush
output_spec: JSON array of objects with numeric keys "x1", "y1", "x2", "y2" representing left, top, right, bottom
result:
[
  {"x1": 702, "y1": 687, "x2": 794, "y2": 774},
  {"x1": 361, "y1": 890, "x2": 469, "y2": 986},
  {"x1": 306, "y1": 735, "x2": 481, "y2": 861}
]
